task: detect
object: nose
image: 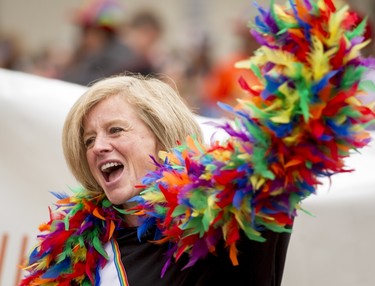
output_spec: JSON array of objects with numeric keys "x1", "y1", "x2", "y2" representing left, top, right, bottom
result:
[{"x1": 92, "y1": 134, "x2": 113, "y2": 154}]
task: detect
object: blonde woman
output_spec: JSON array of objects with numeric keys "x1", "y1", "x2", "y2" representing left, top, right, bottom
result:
[{"x1": 21, "y1": 75, "x2": 290, "y2": 285}]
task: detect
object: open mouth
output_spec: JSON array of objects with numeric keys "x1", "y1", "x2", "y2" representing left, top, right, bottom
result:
[{"x1": 100, "y1": 162, "x2": 124, "y2": 183}]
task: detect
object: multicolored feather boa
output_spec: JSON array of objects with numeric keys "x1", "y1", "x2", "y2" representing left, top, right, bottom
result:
[
  {"x1": 21, "y1": 190, "x2": 126, "y2": 285},
  {"x1": 21, "y1": 0, "x2": 375, "y2": 284},
  {"x1": 129, "y1": 0, "x2": 375, "y2": 275}
]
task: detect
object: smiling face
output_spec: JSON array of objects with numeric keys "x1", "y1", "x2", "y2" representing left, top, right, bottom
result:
[{"x1": 83, "y1": 94, "x2": 160, "y2": 205}]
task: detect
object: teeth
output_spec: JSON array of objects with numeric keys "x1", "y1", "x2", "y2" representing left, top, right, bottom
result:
[{"x1": 101, "y1": 162, "x2": 122, "y2": 172}]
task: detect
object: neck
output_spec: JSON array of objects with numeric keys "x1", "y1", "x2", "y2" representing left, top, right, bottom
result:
[
  {"x1": 121, "y1": 202, "x2": 140, "y2": 227},
  {"x1": 124, "y1": 214, "x2": 139, "y2": 227}
]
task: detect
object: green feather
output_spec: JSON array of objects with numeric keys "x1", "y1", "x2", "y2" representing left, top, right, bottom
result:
[
  {"x1": 289, "y1": 192, "x2": 303, "y2": 213},
  {"x1": 242, "y1": 117, "x2": 269, "y2": 147},
  {"x1": 346, "y1": 17, "x2": 368, "y2": 40},
  {"x1": 155, "y1": 204, "x2": 167, "y2": 215},
  {"x1": 190, "y1": 190, "x2": 208, "y2": 210},
  {"x1": 250, "y1": 63, "x2": 263, "y2": 80},
  {"x1": 296, "y1": 80, "x2": 311, "y2": 122},
  {"x1": 102, "y1": 199, "x2": 112, "y2": 208},
  {"x1": 263, "y1": 222, "x2": 293, "y2": 233},
  {"x1": 172, "y1": 205, "x2": 187, "y2": 217},
  {"x1": 242, "y1": 223, "x2": 266, "y2": 242},
  {"x1": 341, "y1": 66, "x2": 367, "y2": 90},
  {"x1": 92, "y1": 236, "x2": 108, "y2": 259},
  {"x1": 182, "y1": 217, "x2": 205, "y2": 236},
  {"x1": 305, "y1": 160, "x2": 312, "y2": 169},
  {"x1": 310, "y1": 0, "x2": 319, "y2": 14}
]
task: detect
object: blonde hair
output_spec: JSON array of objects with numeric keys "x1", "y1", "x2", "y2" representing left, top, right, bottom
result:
[{"x1": 62, "y1": 74, "x2": 203, "y2": 194}]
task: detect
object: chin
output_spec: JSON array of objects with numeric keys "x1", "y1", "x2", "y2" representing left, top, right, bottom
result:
[
  {"x1": 102, "y1": 185, "x2": 138, "y2": 206},
  {"x1": 103, "y1": 192, "x2": 125, "y2": 205}
]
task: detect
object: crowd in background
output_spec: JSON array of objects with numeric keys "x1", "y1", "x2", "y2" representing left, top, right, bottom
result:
[{"x1": 1, "y1": 0, "x2": 375, "y2": 118}]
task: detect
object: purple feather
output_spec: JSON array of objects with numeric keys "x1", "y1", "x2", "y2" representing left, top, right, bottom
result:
[
  {"x1": 251, "y1": 30, "x2": 278, "y2": 49},
  {"x1": 182, "y1": 239, "x2": 209, "y2": 270},
  {"x1": 303, "y1": 0, "x2": 313, "y2": 10}
]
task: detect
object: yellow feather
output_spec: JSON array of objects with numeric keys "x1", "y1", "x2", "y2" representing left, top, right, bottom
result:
[
  {"x1": 233, "y1": 210, "x2": 246, "y2": 230},
  {"x1": 234, "y1": 58, "x2": 252, "y2": 69},
  {"x1": 237, "y1": 153, "x2": 252, "y2": 161},
  {"x1": 250, "y1": 174, "x2": 266, "y2": 190},
  {"x1": 326, "y1": 45, "x2": 340, "y2": 58},
  {"x1": 35, "y1": 256, "x2": 48, "y2": 270},
  {"x1": 212, "y1": 149, "x2": 232, "y2": 161},
  {"x1": 325, "y1": 5, "x2": 349, "y2": 46},
  {"x1": 238, "y1": 48, "x2": 270, "y2": 70},
  {"x1": 23, "y1": 262, "x2": 39, "y2": 271},
  {"x1": 158, "y1": 150, "x2": 168, "y2": 161},
  {"x1": 308, "y1": 35, "x2": 331, "y2": 80},
  {"x1": 191, "y1": 209, "x2": 201, "y2": 217},
  {"x1": 72, "y1": 247, "x2": 87, "y2": 263},
  {"x1": 270, "y1": 187, "x2": 285, "y2": 195},
  {"x1": 263, "y1": 97, "x2": 282, "y2": 111},
  {"x1": 141, "y1": 191, "x2": 165, "y2": 203},
  {"x1": 335, "y1": 114, "x2": 347, "y2": 125},
  {"x1": 270, "y1": 84, "x2": 300, "y2": 123},
  {"x1": 274, "y1": 4, "x2": 298, "y2": 24},
  {"x1": 283, "y1": 130, "x2": 303, "y2": 145},
  {"x1": 345, "y1": 39, "x2": 371, "y2": 63},
  {"x1": 261, "y1": 47, "x2": 297, "y2": 74},
  {"x1": 270, "y1": 110, "x2": 293, "y2": 124},
  {"x1": 262, "y1": 46, "x2": 312, "y2": 80},
  {"x1": 346, "y1": 96, "x2": 362, "y2": 106},
  {"x1": 351, "y1": 125, "x2": 362, "y2": 132},
  {"x1": 257, "y1": 213, "x2": 275, "y2": 221},
  {"x1": 200, "y1": 172, "x2": 213, "y2": 180}
]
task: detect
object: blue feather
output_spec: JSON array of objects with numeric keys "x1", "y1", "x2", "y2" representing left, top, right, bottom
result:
[
  {"x1": 217, "y1": 101, "x2": 235, "y2": 113},
  {"x1": 137, "y1": 217, "x2": 156, "y2": 241},
  {"x1": 94, "y1": 266, "x2": 101, "y2": 286},
  {"x1": 50, "y1": 191, "x2": 69, "y2": 200},
  {"x1": 288, "y1": 0, "x2": 312, "y2": 42},
  {"x1": 326, "y1": 119, "x2": 350, "y2": 136},
  {"x1": 41, "y1": 258, "x2": 71, "y2": 279},
  {"x1": 266, "y1": 121, "x2": 293, "y2": 137},
  {"x1": 233, "y1": 190, "x2": 246, "y2": 209},
  {"x1": 311, "y1": 71, "x2": 338, "y2": 96},
  {"x1": 28, "y1": 247, "x2": 47, "y2": 264}
]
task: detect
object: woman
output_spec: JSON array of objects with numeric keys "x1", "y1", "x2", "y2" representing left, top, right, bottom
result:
[
  {"x1": 21, "y1": 74, "x2": 291, "y2": 286},
  {"x1": 62, "y1": 75, "x2": 202, "y2": 209},
  {"x1": 21, "y1": 0, "x2": 375, "y2": 284}
]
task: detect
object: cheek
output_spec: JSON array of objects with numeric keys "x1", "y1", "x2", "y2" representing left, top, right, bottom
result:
[
  {"x1": 141, "y1": 137, "x2": 158, "y2": 157},
  {"x1": 86, "y1": 151, "x2": 97, "y2": 175},
  {"x1": 144, "y1": 142, "x2": 160, "y2": 170},
  {"x1": 132, "y1": 140, "x2": 159, "y2": 172}
]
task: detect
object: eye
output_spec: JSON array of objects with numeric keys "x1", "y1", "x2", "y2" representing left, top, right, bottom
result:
[
  {"x1": 84, "y1": 137, "x2": 95, "y2": 148},
  {"x1": 109, "y1": 127, "x2": 124, "y2": 134}
]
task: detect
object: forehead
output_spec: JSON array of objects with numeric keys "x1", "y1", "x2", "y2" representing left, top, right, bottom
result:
[{"x1": 83, "y1": 94, "x2": 140, "y2": 126}]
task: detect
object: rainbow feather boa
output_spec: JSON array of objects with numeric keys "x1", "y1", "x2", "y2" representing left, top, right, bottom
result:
[
  {"x1": 21, "y1": 191, "x2": 125, "y2": 285},
  {"x1": 129, "y1": 0, "x2": 375, "y2": 273},
  {"x1": 21, "y1": 0, "x2": 375, "y2": 284}
]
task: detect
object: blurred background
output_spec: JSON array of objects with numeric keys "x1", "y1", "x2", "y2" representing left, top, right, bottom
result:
[{"x1": 1, "y1": 0, "x2": 375, "y2": 117}]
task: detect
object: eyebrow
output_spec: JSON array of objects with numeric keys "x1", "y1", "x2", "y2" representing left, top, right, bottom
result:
[{"x1": 83, "y1": 118, "x2": 131, "y2": 138}]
